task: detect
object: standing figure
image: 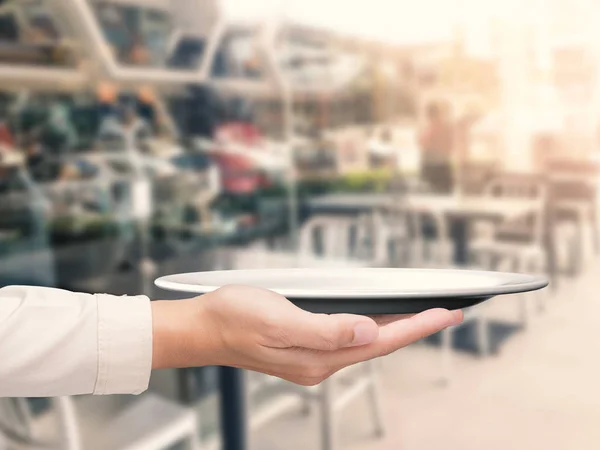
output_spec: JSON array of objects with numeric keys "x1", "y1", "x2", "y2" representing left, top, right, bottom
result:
[{"x1": 419, "y1": 102, "x2": 455, "y2": 193}]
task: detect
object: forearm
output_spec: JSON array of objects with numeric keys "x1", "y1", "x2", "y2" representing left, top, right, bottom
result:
[{"x1": 0, "y1": 286, "x2": 151, "y2": 397}]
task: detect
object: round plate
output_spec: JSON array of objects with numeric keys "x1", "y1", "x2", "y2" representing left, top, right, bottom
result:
[{"x1": 155, "y1": 268, "x2": 548, "y2": 315}]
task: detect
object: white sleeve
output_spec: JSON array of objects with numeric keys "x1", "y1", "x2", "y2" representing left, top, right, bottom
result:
[{"x1": 0, "y1": 285, "x2": 153, "y2": 397}]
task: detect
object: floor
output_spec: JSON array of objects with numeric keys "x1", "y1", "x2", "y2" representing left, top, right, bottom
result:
[{"x1": 250, "y1": 258, "x2": 600, "y2": 450}]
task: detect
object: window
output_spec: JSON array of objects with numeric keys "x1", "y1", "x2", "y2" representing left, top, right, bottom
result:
[
  {"x1": 212, "y1": 28, "x2": 264, "y2": 79},
  {"x1": 0, "y1": 13, "x2": 19, "y2": 42},
  {"x1": 92, "y1": 1, "x2": 207, "y2": 70},
  {"x1": 142, "y1": 8, "x2": 171, "y2": 65},
  {"x1": 21, "y1": 1, "x2": 61, "y2": 41},
  {"x1": 0, "y1": 2, "x2": 74, "y2": 67}
]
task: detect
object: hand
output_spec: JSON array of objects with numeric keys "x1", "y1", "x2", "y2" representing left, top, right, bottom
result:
[{"x1": 151, "y1": 285, "x2": 463, "y2": 386}]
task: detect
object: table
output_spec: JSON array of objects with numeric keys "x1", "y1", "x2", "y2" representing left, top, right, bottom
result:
[
  {"x1": 308, "y1": 193, "x2": 537, "y2": 219},
  {"x1": 309, "y1": 193, "x2": 541, "y2": 265}
]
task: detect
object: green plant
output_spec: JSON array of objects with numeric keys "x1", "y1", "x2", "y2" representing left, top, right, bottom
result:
[{"x1": 332, "y1": 170, "x2": 393, "y2": 193}]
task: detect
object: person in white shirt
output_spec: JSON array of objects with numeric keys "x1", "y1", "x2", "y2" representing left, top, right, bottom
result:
[{"x1": 0, "y1": 284, "x2": 463, "y2": 397}]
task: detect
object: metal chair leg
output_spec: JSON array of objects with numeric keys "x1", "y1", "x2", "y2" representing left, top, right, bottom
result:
[
  {"x1": 441, "y1": 327, "x2": 453, "y2": 386},
  {"x1": 320, "y1": 379, "x2": 335, "y2": 450},
  {"x1": 532, "y1": 255, "x2": 547, "y2": 313},
  {"x1": 475, "y1": 314, "x2": 490, "y2": 357},
  {"x1": 365, "y1": 362, "x2": 385, "y2": 438},
  {"x1": 300, "y1": 391, "x2": 312, "y2": 416},
  {"x1": 517, "y1": 256, "x2": 531, "y2": 328}
]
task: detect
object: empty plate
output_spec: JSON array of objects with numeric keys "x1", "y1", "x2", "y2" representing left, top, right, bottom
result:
[{"x1": 155, "y1": 268, "x2": 548, "y2": 314}]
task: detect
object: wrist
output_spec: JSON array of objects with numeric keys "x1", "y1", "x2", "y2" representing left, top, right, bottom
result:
[{"x1": 151, "y1": 298, "x2": 218, "y2": 369}]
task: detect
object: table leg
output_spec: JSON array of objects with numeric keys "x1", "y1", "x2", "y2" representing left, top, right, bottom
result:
[
  {"x1": 545, "y1": 206, "x2": 558, "y2": 291},
  {"x1": 177, "y1": 368, "x2": 193, "y2": 404},
  {"x1": 450, "y1": 218, "x2": 469, "y2": 265},
  {"x1": 219, "y1": 366, "x2": 247, "y2": 450}
]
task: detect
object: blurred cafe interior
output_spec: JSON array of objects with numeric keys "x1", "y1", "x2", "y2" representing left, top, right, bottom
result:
[{"x1": 1, "y1": 0, "x2": 600, "y2": 449}]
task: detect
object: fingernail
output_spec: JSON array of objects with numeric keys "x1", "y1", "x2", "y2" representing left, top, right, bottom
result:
[
  {"x1": 351, "y1": 322, "x2": 378, "y2": 347},
  {"x1": 450, "y1": 309, "x2": 463, "y2": 325}
]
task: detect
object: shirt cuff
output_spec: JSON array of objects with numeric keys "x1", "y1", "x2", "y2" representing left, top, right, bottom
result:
[{"x1": 93, "y1": 293, "x2": 152, "y2": 395}]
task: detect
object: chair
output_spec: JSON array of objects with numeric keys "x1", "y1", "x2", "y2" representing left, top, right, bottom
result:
[
  {"x1": 379, "y1": 202, "x2": 490, "y2": 385},
  {"x1": 395, "y1": 207, "x2": 453, "y2": 268},
  {"x1": 303, "y1": 207, "x2": 431, "y2": 268},
  {"x1": 299, "y1": 213, "x2": 389, "y2": 266},
  {"x1": 545, "y1": 161, "x2": 600, "y2": 273},
  {"x1": 361, "y1": 205, "x2": 418, "y2": 267},
  {"x1": 469, "y1": 174, "x2": 548, "y2": 326},
  {"x1": 0, "y1": 394, "x2": 200, "y2": 450}
]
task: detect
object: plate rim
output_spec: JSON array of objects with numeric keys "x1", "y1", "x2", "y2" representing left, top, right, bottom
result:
[{"x1": 154, "y1": 268, "x2": 549, "y2": 299}]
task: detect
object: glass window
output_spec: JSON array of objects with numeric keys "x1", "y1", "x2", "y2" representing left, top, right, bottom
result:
[
  {"x1": 91, "y1": 1, "x2": 204, "y2": 71},
  {"x1": 212, "y1": 28, "x2": 265, "y2": 79},
  {"x1": 143, "y1": 8, "x2": 171, "y2": 65},
  {"x1": 0, "y1": 1, "x2": 75, "y2": 67},
  {"x1": 167, "y1": 35, "x2": 205, "y2": 70},
  {"x1": 21, "y1": 1, "x2": 62, "y2": 41},
  {"x1": 0, "y1": 12, "x2": 19, "y2": 42}
]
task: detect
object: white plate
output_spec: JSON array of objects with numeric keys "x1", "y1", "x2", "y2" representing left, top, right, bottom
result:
[{"x1": 155, "y1": 268, "x2": 548, "y2": 315}]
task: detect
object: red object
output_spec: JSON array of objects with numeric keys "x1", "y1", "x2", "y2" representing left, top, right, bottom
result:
[
  {"x1": 212, "y1": 122, "x2": 264, "y2": 194},
  {"x1": 215, "y1": 122, "x2": 262, "y2": 146},
  {"x1": 213, "y1": 153, "x2": 261, "y2": 194},
  {"x1": 0, "y1": 123, "x2": 14, "y2": 149}
]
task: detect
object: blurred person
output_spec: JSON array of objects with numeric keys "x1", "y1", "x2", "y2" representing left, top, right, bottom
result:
[
  {"x1": 41, "y1": 103, "x2": 78, "y2": 155},
  {"x1": 23, "y1": 135, "x2": 47, "y2": 180},
  {"x1": 121, "y1": 102, "x2": 152, "y2": 149},
  {"x1": 453, "y1": 105, "x2": 481, "y2": 189},
  {"x1": 96, "y1": 82, "x2": 119, "y2": 124},
  {"x1": 182, "y1": 84, "x2": 223, "y2": 138},
  {"x1": 20, "y1": 128, "x2": 65, "y2": 183},
  {"x1": 0, "y1": 284, "x2": 462, "y2": 396},
  {"x1": 129, "y1": 34, "x2": 151, "y2": 66},
  {"x1": 58, "y1": 162, "x2": 82, "y2": 181},
  {"x1": 454, "y1": 105, "x2": 480, "y2": 165},
  {"x1": 137, "y1": 86, "x2": 160, "y2": 132},
  {"x1": 368, "y1": 127, "x2": 396, "y2": 169},
  {"x1": 98, "y1": 101, "x2": 151, "y2": 152},
  {"x1": 419, "y1": 102, "x2": 455, "y2": 193},
  {"x1": 532, "y1": 132, "x2": 561, "y2": 172},
  {"x1": 244, "y1": 54, "x2": 262, "y2": 78}
]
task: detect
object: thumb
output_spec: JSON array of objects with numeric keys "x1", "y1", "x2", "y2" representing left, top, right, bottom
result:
[{"x1": 284, "y1": 311, "x2": 379, "y2": 351}]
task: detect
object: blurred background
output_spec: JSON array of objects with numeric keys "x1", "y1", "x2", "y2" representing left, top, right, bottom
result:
[{"x1": 1, "y1": 0, "x2": 599, "y2": 448}]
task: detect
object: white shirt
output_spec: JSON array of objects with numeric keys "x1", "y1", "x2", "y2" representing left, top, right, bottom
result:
[{"x1": 0, "y1": 285, "x2": 152, "y2": 397}]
